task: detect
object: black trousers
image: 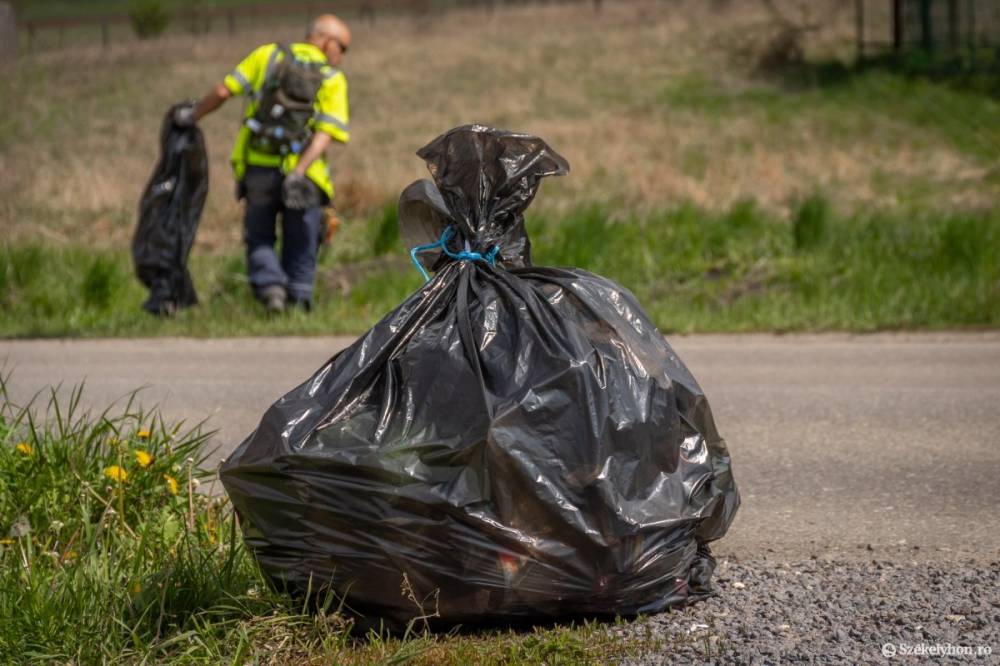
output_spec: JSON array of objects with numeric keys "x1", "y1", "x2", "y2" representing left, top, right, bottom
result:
[{"x1": 241, "y1": 166, "x2": 323, "y2": 304}]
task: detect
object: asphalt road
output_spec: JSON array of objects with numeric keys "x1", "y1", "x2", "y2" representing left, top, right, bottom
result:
[{"x1": 3, "y1": 333, "x2": 999, "y2": 564}]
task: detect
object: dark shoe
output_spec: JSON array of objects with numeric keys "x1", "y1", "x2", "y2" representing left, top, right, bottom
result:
[
  {"x1": 261, "y1": 285, "x2": 287, "y2": 314},
  {"x1": 141, "y1": 296, "x2": 177, "y2": 318},
  {"x1": 288, "y1": 295, "x2": 312, "y2": 313},
  {"x1": 158, "y1": 300, "x2": 178, "y2": 317}
]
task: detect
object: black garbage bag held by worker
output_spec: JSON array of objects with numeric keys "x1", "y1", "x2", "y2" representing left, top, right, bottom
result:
[
  {"x1": 221, "y1": 125, "x2": 740, "y2": 629},
  {"x1": 133, "y1": 102, "x2": 208, "y2": 316},
  {"x1": 182, "y1": 14, "x2": 352, "y2": 313}
]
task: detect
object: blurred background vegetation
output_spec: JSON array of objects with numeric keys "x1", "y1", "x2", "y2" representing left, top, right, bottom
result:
[
  {"x1": 0, "y1": 3, "x2": 998, "y2": 658},
  {"x1": 0, "y1": 0, "x2": 997, "y2": 336}
]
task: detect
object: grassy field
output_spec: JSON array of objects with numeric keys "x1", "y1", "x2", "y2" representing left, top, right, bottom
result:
[
  {"x1": 0, "y1": 379, "x2": 673, "y2": 663},
  {"x1": 3, "y1": 2, "x2": 997, "y2": 244},
  {"x1": 1, "y1": 0, "x2": 998, "y2": 336},
  {"x1": 2, "y1": 198, "x2": 998, "y2": 337}
]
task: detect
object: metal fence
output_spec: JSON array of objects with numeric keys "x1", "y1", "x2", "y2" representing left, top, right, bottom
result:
[{"x1": 856, "y1": 0, "x2": 1000, "y2": 56}]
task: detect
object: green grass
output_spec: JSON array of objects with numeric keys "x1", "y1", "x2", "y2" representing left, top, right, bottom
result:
[
  {"x1": 2, "y1": 198, "x2": 998, "y2": 338},
  {"x1": 0, "y1": 378, "x2": 673, "y2": 663},
  {"x1": 660, "y1": 69, "x2": 1000, "y2": 164}
]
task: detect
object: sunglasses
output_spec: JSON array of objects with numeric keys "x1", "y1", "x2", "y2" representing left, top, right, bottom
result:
[{"x1": 331, "y1": 36, "x2": 349, "y2": 54}]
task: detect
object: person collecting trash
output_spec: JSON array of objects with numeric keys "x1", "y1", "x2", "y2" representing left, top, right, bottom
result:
[{"x1": 175, "y1": 14, "x2": 351, "y2": 313}]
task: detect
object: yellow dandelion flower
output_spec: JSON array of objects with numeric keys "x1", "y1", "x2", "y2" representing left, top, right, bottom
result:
[
  {"x1": 0, "y1": 538, "x2": 13, "y2": 545},
  {"x1": 137, "y1": 429, "x2": 151, "y2": 439},
  {"x1": 134, "y1": 449, "x2": 154, "y2": 468},
  {"x1": 163, "y1": 474, "x2": 179, "y2": 495},
  {"x1": 15, "y1": 442, "x2": 33, "y2": 456},
  {"x1": 104, "y1": 465, "x2": 128, "y2": 483},
  {"x1": 63, "y1": 550, "x2": 78, "y2": 561}
]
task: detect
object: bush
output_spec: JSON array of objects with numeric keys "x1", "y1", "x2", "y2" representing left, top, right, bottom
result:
[
  {"x1": 130, "y1": 0, "x2": 170, "y2": 39},
  {"x1": 793, "y1": 193, "x2": 828, "y2": 250},
  {"x1": 81, "y1": 256, "x2": 122, "y2": 309},
  {"x1": 371, "y1": 202, "x2": 400, "y2": 256}
]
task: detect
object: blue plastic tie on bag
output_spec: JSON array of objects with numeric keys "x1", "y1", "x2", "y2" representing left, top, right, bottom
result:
[{"x1": 409, "y1": 226, "x2": 500, "y2": 282}]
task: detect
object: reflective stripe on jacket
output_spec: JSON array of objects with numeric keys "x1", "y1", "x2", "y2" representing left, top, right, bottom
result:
[{"x1": 223, "y1": 42, "x2": 350, "y2": 200}]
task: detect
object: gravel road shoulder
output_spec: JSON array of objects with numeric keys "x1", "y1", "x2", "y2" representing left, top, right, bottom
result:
[{"x1": 626, "y1": 556, "x2": 999, "y2": 664}]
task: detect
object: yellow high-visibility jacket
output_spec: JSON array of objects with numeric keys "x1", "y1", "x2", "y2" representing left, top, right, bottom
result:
[{"x1": 223, "y1": 42, "x2": 350, "y2": 201}]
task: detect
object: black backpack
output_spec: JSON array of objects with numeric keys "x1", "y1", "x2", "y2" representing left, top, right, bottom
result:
[{"x1": 245, "y1": 44, "x2": 325, "y2": 156}]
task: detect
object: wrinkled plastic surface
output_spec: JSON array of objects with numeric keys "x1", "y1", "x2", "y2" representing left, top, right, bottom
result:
[
  {"x1": 132, "y1": 104, "x2": 208, "y2": 313},
  {"x1": 221, "y1": 125, "x2": 739, "y2": 627}
]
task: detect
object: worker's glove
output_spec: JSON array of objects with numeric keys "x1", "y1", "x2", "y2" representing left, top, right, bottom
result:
[
  {"x1": 282, "y1": 173, "x2": 317, "y2": 210},
  {"x1": 173, "y1": 104, "x2": 196, "y2": 128}
]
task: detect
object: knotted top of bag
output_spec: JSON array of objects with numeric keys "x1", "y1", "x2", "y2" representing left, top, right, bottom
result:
[{"x1": 399, "y1": 125, "x2": 569, "y2": 272}]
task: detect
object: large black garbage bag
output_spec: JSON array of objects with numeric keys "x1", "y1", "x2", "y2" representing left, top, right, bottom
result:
[
  {"x1": 132, "y1": 103, "x2": 207, "y2": 315},
  {"x1": 221, "y1": 125, "x2": 739, "y2": 627}
]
